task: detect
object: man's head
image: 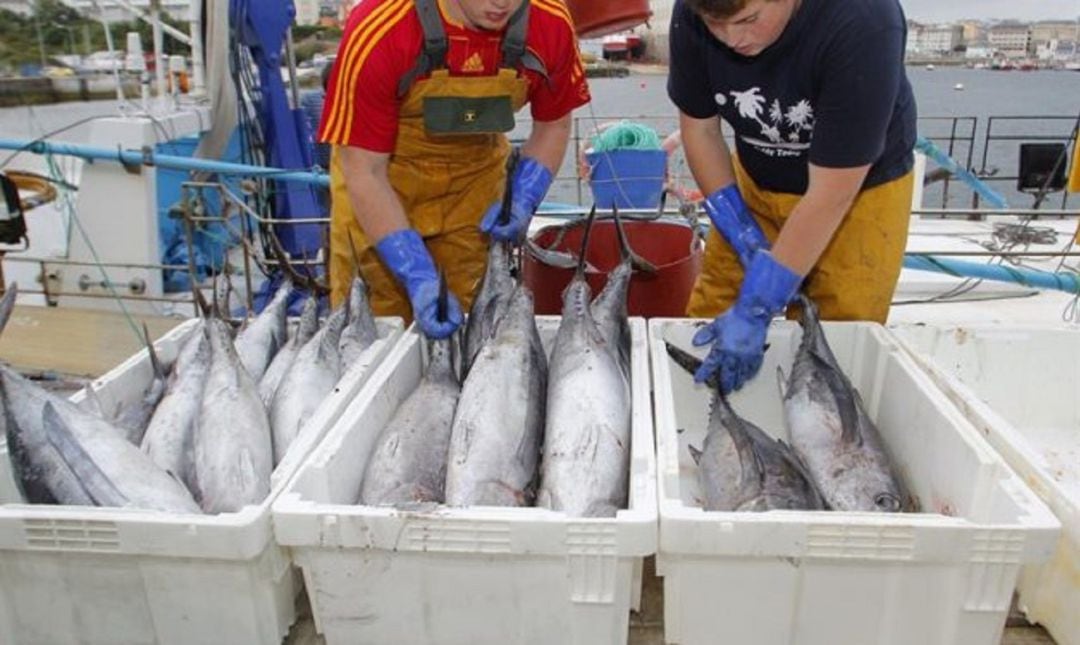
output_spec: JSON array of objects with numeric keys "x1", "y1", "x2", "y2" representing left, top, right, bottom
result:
[
  {"x1": 445, "y1": 0, "x2": 526, "y2": 32},
  {"x1": 686, "y1": 0, "x2": 800, "y2": 57}
]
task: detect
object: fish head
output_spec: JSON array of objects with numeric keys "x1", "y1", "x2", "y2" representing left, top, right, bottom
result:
[{"x1": 832, "y1": 463, "x2": 907, "y2": 513}]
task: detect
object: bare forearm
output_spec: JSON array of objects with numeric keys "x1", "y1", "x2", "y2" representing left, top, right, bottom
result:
[
  {"x1": 338, "y1": 146, "x2": 410, "y2": 244},
  {"x1": 521, "y1": 113, "x2": 573, "y2": 174},
  {"x1": 679, "y1": 111, "x2": 736, "y2": 195},
  {"x1": 771, "y1": 164, "x2": 870, "y2": 276}
]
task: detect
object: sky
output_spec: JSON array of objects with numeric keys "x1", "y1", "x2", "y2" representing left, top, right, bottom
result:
[{"x1": 898, "y1": 0, "x2": 1080, "y2": 23}]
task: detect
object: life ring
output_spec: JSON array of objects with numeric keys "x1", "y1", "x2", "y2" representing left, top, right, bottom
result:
[{"x1": 2, "y1": 170, "x2": 59, "y2": 211}]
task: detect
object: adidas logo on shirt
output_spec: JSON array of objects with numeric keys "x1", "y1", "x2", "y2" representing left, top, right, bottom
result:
[{"x1": 462, "y1": 52, "x2": 484, "y2": 73}]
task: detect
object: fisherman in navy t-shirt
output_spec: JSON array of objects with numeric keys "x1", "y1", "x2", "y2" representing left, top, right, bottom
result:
[{"x1": 667, "y1": 0, "x2": 917, "y2": 391}]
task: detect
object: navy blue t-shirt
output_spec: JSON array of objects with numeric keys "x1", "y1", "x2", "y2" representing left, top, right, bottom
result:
[{"x1": 667, "y1": 0, "x2": 917, "y2": 195}]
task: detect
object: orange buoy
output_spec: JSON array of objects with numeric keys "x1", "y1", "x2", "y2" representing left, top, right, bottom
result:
[
  {"x1": 523, "y1": 219, "x2": 704, "y2": 318},
  {"x1": 565, "y1": 0, "x2": 652, "y2": 40}
]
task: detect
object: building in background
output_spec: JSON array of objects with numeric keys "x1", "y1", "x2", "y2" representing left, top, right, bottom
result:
[
  {"x1": 989, "y1": 22, "x2": 1034, "y2": 58},
  {"x1": 917, "y1": 24, "x2": 964, "y2": 53},
  {"x1": 1031, "y1": 21, "x2": 1080, "y2": 47},
  {"x1": 959, "y1": 20, "x2": 987, "y2": 45}
]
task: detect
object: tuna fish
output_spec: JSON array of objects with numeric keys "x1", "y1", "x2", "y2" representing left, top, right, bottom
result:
[
  {"x1": 259, "y1": 294, "x2": 320, "y2": 408},
  {"x1": 269, "y1": 306, "x2": 345, "y2": 464},
  {"x1": 445, "y1": 283, "x2": 546, "y2": 507},
  {"x1": 360, "y1": 277, "x2": 460, "y2": 505},
  {"x1": 1, "y1": 366, "x2": 200, "y2": 512},
  {"x1": 112, "y1": 324, "x2": 169, "y2": 445},
  {"x1": 234, "y1": 279, "x2": 291, "y2": 382},
  {"x1": 194, "y1": 318, "x2": 273, "y2": 513},
  {"x1": 591, "y1": 207, "x2": 656, "y2": 378},
  {"x1": 781, "y1": 294, "x2": 913, "y2": 512},
  {"x1": 339, "y1": 275, "x2": 379, "y2": 371},
  {"x1": 141, "y1": 330, "x2": 209, "y2": 494},
  {"x1": 463, "y1": 149, "x2": 519, "y2": 378},
  {"x1": 537, "y1": 210, "x2": 631, "y2": 517},
  {"x1": 665, "y1": 342, "x2": 826, "y2": 512}
]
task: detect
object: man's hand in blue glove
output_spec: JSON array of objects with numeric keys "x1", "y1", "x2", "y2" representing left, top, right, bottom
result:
[
  {"x1": 703, "y1": 184, "x2": 770, "y2": 268},
  {"x1": 479, "y1": 155, "x2": 553, "y2": 242},
  {"x1": 692, "y1": 251, "x2": 802, "y2": 392},
  {"x1": 374, "y1": 229, "x2": 463, "y2": 339}
]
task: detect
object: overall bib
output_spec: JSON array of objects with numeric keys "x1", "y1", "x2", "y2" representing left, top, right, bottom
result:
[
  {"x1": 328, "y1": 0, "x2": 538, "y2": 315},
  {"x1": 687, "y1": 162, "x2": 915, "y2": 323}
]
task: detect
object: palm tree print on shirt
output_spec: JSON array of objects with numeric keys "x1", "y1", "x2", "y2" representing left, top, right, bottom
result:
[{"x1": 724, "y1": 87, "x2": 814, "y2": 150}]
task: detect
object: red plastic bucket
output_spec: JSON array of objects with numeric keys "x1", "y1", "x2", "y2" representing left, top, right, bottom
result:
[
  {"x1": 523, "y1": 219, "x2": 704, "y2": 318},
  {"x1": 565, "y1": 0, "x2": 652, "y2": 40}
]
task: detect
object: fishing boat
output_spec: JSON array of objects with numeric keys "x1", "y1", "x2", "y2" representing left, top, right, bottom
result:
[{"x1": 0, "y1": 2, "x2": 1077, "y2": 645}]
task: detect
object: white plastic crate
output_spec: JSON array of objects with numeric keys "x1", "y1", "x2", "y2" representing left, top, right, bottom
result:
[
  {"x1": 0, "y1": 314, "x2": 403, "y2": 645},
  {"x1": 272, "y1": 317, "x2": 657, "y2": 645},
  {"x1": 650, "y1": 318, "x2": 1059, "y2": 645},
  {"x1": 891, "y1": 323, "x2": 1080, "y2": 645}
]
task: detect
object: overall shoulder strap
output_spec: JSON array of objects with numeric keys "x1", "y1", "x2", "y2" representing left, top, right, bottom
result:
[
  {"x1": 397, "y1": 0, "x2": 449, "y2": 98},
  {"x1": 501, "y1": 1, "x2": 549, "y2": 82}
]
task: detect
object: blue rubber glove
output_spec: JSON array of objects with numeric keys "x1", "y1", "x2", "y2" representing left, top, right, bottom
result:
[
  {"x1": 691, "y1": 251, "x2": 802, "y2": 391},
  {"x1": 703, "y1": 184, "x2": 770, "y2": 268},
  {"x1": 374, "y1": 229, "x2": 463, "y2": 339},
  {"x1": 479, "y1": 155, "x2": 553, "y2": 242}
]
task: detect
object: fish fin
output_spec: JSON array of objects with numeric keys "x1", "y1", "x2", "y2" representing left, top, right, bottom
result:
[
  {"x1": 775, "y1": 365, "x2": 788, "y2": 399},
  {"x1": 142, "y1": 323, "x2": 167, "y2": 382},
  {"x1": 809, "y1": 352, "x2": 863, "y2": 447},
  {"x1": 191, "y1": 286, "x2": 211, "y2": 319},
  {"x1": 498, "y1": 148, "x2": 521, "y2": 227},
  {"x1": 611, "y1": 206, "x2": 658, "y2": 275},
  {"x1": 687, "y1": 443, "x2": 703, "y2": 465},
  {"x1": 437, "y1": 271, "x2": 449, "y2": 323},
  {"x1": 664, "y1": 341, "x2": 722, "y2": 391},
  {"x1": 574, "y1": 206, "x2": 597, "y2": 280},
  {"x1": 0, "y1": 282, "x2": 17, "y2": 336},
  {"x1": 42, "y1": 403, "x2": 130, "y2": 508}
]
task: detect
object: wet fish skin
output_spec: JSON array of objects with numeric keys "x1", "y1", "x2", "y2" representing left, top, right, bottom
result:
[
  {"x1": 234, "y1": 280, "x2": 291, "y2": 382},
  {"x1": 339, "y1": 276, "x2": 379, "y2": 370},
  {"x1": 782, "y1": 295, "x2": 912, "y2": 513},
  {"x1": 537, "y1": 213, "x2": 631, "y2": 518},
  {"x1": 269, "y1": 307, "x2": 346, "y2": 464},
  {"x1": 1, "y1": 366, "x2": 201, "y2": 512},
  {"x1": 462, "y1": 242, "x2": 514, "y2": 378},
  {"x1": 112, "y1": 325, "x2": 169, "y2": 445},
  {"x1": 195, "y1": 318, "x2": 273, "y2": 513},
  {"x1": 141, "y1": 333, "x2": 209, "y2": 494},
  {"x1": 359, "y1": 335, "x2": 460, "y2": 506},
  {"x1": 259, "y1": 295, "x2": 320, "y2": 408},
  {"x1": 666, "y1": 342, "x2": 825, "y2": 512},
  {"x1": 445, "y1": 285, "x2": 546, "y2": 507}
]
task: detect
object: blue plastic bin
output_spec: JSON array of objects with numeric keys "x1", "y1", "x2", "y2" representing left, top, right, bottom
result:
[{"x1": 586, "y1": 149, "x2": 667, "y2": 209}]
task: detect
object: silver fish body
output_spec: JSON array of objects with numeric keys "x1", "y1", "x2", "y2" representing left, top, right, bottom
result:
[
  {"x1": 445, "y1": 285, "x2": 546, "y2": 507},
  {"x1": 696, "y1": 390, "x2": 825, "y2": 512},
  {"x1": 234, "y1": 280, "x2": 291, "y2": 382},
  {"x1": 592, "y1": 260, "x2": 632, "y2": 378},
  {"x1": 194, "y1": 319, "x2": 273, "y2": 513},
  {"x1": 259, "y1": 295, "x2": 320, "y2": 408},
  {"x1": 1, "y1": 366, "x2": 201, "y2": 513},
  {"x1": 782, "y1": 296, "x2": 911, "y2": 512},
  {"x1": 141, "y1": 334, "x2": 209, "y2": 494},
  {"x1": 462, "y1": 242, "x2": 514, "y2": 378},
  {"x1": 537, "y1": 276, "x2": 630, "y2": 518},
  {"x1": 359, "y1": 336, "x2": 460, "y2": 506},
  {"x1": 269, "y1": 307, "x2": 345, "y2": 464}
]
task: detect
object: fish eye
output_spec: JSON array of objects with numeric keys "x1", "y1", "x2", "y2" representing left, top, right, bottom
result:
[{"x1": 874, "y1": 493, "x2": 902, "y2": 512}]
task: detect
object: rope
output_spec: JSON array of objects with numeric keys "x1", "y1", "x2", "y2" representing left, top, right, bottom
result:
[{"x1": 588, "y1": 120, "x2": 661, "y2": 152}]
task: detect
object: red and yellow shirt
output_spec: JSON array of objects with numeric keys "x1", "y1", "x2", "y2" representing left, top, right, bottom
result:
[{"x1": 319, "y1": 0, "x2": 591, "y2": 152}]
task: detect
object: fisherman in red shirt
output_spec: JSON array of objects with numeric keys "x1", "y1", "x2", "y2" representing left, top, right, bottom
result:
[{"x1": 320, "y1": 0, "x2": 590, "y2": 338}]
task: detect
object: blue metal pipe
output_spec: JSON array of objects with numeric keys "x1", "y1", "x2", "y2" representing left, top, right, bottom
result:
[
  {"x1": 0, "y1": 138, "x2": 330, "y2": 188},
  {"x1": 903, "y1": 254, "x2": 1080, "y2": 294},
  {"x1": 915, "y1": 136, "x2": 1008, "y2": 209}
]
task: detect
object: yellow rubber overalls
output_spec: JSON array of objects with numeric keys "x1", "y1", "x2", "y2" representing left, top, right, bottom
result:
[
  {"x1": 686, "y1": 160, "x2": 915, "y2": 323},
  {"x1": 328, "y1": 0, "x2": 537, "y2": 314}
]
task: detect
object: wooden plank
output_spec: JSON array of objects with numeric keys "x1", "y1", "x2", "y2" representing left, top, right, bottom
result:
[{"x1": 0, "y1": 305, "x2": 187, "y2": 378}]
